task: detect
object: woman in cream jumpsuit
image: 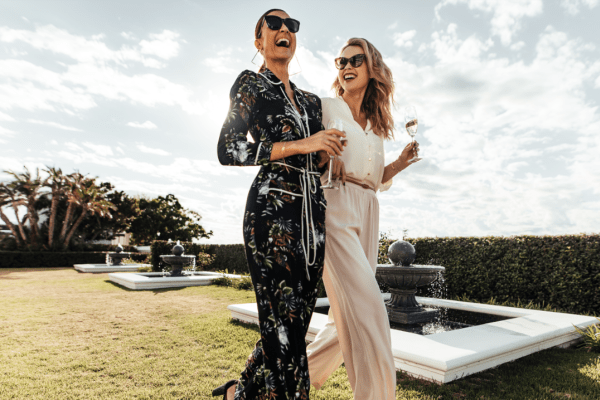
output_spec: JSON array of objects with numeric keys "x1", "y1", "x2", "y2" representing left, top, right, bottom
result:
[{"x1": 307, "y1": 38, "x2": 419, "y2": 400}]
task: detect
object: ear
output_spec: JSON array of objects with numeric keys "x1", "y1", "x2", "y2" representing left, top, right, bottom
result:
[{"x1": 254, "y1": 38, "x2": 262, "y2": 51}]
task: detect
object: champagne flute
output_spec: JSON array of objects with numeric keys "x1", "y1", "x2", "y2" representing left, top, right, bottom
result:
[
  {"x1": 322, "y1": 119, "x2": 346, "y2": 190},
  {"x1": 404, "y1": 106, "x2": 422, "y2": 162}
]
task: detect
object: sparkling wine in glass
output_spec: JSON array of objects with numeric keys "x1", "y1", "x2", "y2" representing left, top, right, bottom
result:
[
  {"x1": 404, "y1": 106, "x2": 422, "y2": 162},
  {"x1": 322, "y1": 119, "x2": 346, "y2": 190}
]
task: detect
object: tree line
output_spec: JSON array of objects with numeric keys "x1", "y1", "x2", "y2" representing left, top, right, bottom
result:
[{"x1": 0, "y1": 166, "x2": 212, "y2": 250}]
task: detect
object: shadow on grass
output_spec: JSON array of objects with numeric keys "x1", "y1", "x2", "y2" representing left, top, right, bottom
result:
[
  {"x1": 228, "y1": 317, "x2": 261, "y2": 333},
  {"x1": 103, "y1": 279, "x2": 187, "y2": 294},
  {"x1": 0, "y1": 267, "x2": 72, "y2": 276}
]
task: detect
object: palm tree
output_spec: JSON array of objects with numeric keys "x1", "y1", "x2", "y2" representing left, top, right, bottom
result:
[
  {"x1": 4, "y1": 167, "x2": 47, "y2": 246},
  {"x1": 44, "y1": 166, "x2": 67, "y2": 248},
  {"x1": 0, "y1": 181, "x2": 28, "y2": 243},
  {"x1": 0, "y1": 183, "x2": 23, "y2": 246},
  {"x1": 62, "y1": 180, "x2": 116, "y2": 246},
  {"x1": 58, "y1": 172, "x2": 84, "y2": 245}
]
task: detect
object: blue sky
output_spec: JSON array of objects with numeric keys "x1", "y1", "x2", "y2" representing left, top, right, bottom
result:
[{"x1": 1, "y1": 0, "x2": 599, "y2": 244}]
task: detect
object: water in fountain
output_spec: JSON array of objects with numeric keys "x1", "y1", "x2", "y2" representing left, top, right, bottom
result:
[
  {"x1": 158, "y1": 241, "x2": 196, "y2": 277},
  {"x1": 376, "y1": 240, "x2": 514, "y2": 335}
]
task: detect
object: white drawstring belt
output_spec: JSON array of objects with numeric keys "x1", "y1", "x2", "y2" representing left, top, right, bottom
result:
[
  {"x1": 269, "y1": 162, "x2": 320, "y2": 281},
  {"x1": 263, "y1": 84, "x2": 319, "y2": 280}
]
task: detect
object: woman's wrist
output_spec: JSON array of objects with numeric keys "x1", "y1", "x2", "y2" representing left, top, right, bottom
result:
[{"x1": 392, "y1": 158, "x2": 407, "y2": 172}]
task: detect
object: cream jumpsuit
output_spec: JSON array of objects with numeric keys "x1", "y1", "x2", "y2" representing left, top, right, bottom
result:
[{"x1": 307, "y1": 97, "x2": 396, "y2": 400}]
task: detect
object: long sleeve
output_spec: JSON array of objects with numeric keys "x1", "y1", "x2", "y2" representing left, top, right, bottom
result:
[{"x1": 217, "y1": 71, "x2": 273, "y2": 166}]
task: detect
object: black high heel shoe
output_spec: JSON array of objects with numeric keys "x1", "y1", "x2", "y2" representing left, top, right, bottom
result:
[{"x1": 212, "y1": 379, "x2": 238, "y2": 399}]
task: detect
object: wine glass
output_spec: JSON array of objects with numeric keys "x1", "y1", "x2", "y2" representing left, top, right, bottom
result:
[
  {"x1": 322, "y1": 119, "x2": 346, "y2": 190},
  {"x1": 404, "y1": 106, "x2": 422, "y2": 162}
]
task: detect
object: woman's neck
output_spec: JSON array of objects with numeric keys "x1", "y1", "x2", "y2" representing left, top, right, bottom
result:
[
  {"x1": 341, "y1": 89, "x2": 366, "y2": 122},
  {"x1": 265, "y1": 61, "x2": 290, "y2": 87}
]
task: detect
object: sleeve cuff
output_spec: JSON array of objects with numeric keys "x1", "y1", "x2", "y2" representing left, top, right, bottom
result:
[
  {"x1": 379, "y1": 178, "x2": 393, "y2": 192},
  {"x1": 255, "y1": 141, "x2": 273, "y2": 165}
]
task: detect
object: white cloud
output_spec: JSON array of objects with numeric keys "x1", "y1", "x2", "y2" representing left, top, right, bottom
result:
[
  {"x1": 28, "y1": 119, "x2": 83, "y2": 132},
  {"x1": 393, "y1": 30, "x2": 417, "y2": 48},
  {"x1": 0, "y1": 26, "x2": 203, "y2": 115},
  {"x1": 127, "y1": 121, "x2": 158, "y2": 129},
  {"x1": 82, "y1": 142, "x2": 113, "y2": 156},
  {"x1": 377, "y1": 25, "x2": 600, "y2": 237},
  {"x1": 203, "y1": 48, "x2": 242, "y2": 74},
  {"x1": 0, "y1": 59, "x2": 97, "y2": 112},
  {"x1": 0, "y1": 125, "x2": 15, "y2": 142},
  {"x1": 435, "y1": 0, "x2": 543, "y2": 45},
  {"x1": 136, "y1": 143, "x2": 170, "y2": 156},
  {"x1": 0, "y1": 111, "x2": 15, "y2": 121},
  {"x1": 560, "y1": 0, "x2": 599, "y2": 14},
  {"x1": 294, "y1": 45, "x2": 337, "y2": 96},
  {"x1": 0, "y1": 25, "x2": 175, "y2": 68},
  {"x1": 0, "y1": 59, "x2": 202, "y2": 116},
  {"x1": 139, "y1": 30, "x2": 180, "y2": 59},
  {"x1": 510, "y1": 41, "x2": 525, "y2": 51}
]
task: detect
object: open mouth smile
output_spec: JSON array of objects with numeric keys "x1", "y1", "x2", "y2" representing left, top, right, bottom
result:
[{"x1": 276, "y1": 38, "x2": 290, "y2": 48}]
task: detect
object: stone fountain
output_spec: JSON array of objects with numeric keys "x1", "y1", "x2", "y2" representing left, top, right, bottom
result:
[
  {"x1": 106, "y1": 244, "x2": 131, "y2": 266},
  {"x1": 108, "y1": 241, "x2": 241, "y2": 289},
  {"x1": 159, "y1": 241, "x2": 196, "y2": 277},
  {"x1": 74, "y1": 244, "x2": 150, "y2": 273},
  {"x1": 227, "y1": 238, "x2": 599, "y2": 383},
  {"x1": 375, "y1": 240, "x2": 445, "y2": 324}
]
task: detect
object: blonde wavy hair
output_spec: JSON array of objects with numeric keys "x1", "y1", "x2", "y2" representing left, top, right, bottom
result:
[{"x1": 333, "y1": 38, "x2": 395, "y2": 140}]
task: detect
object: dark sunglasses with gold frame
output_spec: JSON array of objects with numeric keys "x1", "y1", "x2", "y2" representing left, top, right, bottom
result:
[{"x1": 334, "y1": 54, "x2": 366, "y2": 70}]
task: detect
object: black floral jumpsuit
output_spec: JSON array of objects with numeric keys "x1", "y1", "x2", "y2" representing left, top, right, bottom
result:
[{"x1": 217, "y1": 68, "x2": 326, "y2": 400}]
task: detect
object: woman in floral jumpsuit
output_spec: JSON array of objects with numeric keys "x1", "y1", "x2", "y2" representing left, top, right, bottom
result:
[{"x1": 215, "y1": 9, "x2": 345, "y2": 400}]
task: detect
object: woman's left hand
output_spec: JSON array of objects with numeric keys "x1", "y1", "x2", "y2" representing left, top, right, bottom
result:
[
  {"x1": 317, "y1": 150, "x2": 329, "y2": 168},
  {"x1": 398, "y1": 141, "x2": 420, "y2": 167}
]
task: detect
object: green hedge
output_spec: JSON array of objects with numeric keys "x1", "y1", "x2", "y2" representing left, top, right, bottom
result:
[
  {"x1": 0, "y1": 251, "x2": 107, "y2": 268},
  {"x1": 0, "y1": 251, "x2": 148, "y2": 268},
  {"x1": 74, "y1": 244, "x2": 140, "y2": 253},
  {"x1": 379, "y1": 235, "x2": 600, "y2": 316},
  {"x1": 150, "y1": 241, "x2": 247, "y2": 273}
]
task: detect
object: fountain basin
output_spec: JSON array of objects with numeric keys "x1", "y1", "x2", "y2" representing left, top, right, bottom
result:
[
  {"x1": 376, "y1": 264, "x2": 445, "y2": 324},
  {"x1": 74, "y1": 263, "x2": 150, "y2": 273},
  {"x1": 159, "y1": 254, "x2": 196, "y2": 276},
  {"x1": 108, "y1": 271, "x2": 243, "y2": 290},
  {"x1": 228, "y1": 296, "x2": 598, "y2": 383}
]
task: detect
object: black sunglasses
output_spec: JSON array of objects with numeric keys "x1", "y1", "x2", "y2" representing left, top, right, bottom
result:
[
  {"x1": 335, "y1": 54, "x2": 366, "y2": 70},
  {"x1": 263, "y1": 15, "x2": 300, "y2": 34}
]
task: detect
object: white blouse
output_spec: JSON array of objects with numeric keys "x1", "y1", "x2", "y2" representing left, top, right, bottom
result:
[{"x1": 321, "y1": 97, "x2": 392, "y2": 192}]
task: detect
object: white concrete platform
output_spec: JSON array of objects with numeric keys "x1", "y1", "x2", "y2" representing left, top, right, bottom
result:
[
  {"x1": 108, "y1": 271, "x2": 243, "y2": 290},
  {"x1": 74, "y1": 263, "x2": 150, "y2": 273},
  {"x1": 228, "y1": 296, "x2": 598, "y2": 384}
]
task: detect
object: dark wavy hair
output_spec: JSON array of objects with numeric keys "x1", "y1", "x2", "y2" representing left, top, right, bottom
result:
[{"x1": 333, "y1": 38, "x2": 395, "y2": 140}]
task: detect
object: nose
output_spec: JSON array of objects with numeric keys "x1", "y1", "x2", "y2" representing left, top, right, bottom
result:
[{"x1": 280, "y1": 22, "x2": 290, "y2": 33}]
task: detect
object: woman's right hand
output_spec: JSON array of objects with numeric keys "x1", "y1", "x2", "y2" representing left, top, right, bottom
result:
[{"x1": 300, "y1": 129, "x2": 346, "y2": 156}]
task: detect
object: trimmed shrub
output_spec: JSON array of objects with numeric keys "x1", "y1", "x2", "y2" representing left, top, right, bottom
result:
[{"x1": 0, "y1": 251, "x2": 107, "y2": 268}]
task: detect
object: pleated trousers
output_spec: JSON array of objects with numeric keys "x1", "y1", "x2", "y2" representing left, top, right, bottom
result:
[{"x1": 307, "y1": 182, "x2": 396, "y2": 400}]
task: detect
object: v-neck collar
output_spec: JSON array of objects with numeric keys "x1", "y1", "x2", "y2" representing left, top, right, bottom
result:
[
  {"x1": 259, "y1": 67, "x2": 283, "y2": 86},
  {"x1": 337, "y1": 96, "x2": 371, "y2": 133},
  {"x1": 260, "y1": 67, "x2": 307, "y2": 115}
]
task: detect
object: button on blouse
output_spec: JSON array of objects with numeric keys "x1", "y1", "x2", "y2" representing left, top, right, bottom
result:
[{"x1": 321, "y1": 97, "x2": 392, "y2": 192}]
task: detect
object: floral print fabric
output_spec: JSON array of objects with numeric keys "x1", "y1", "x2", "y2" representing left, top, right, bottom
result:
[{"x1": 217, "y1": 68, "x2": 327, "y2": 400}]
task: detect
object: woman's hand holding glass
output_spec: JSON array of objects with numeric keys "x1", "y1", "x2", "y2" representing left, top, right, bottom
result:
[
  {"x1": 397, "y1": 141, "x2": 420, "y2": 168},
  {"x1": 322, "y1": 119, "x2": 347, "y2": 189},
  {"x1": 301, "y1": 128, "x2": 345, "y2": 157}
]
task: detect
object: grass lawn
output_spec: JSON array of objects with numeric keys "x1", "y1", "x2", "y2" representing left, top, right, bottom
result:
[{"x1": 0, "y1": 268, "x2": 598, "y2": 400}]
